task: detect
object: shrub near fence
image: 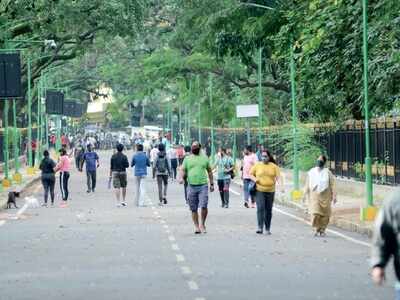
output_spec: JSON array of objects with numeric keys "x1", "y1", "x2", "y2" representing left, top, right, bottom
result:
[{"x1": 188, "y1": 118, "x2": 400, "y2": 186}]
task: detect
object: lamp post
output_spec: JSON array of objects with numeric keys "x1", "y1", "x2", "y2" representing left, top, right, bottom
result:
[
  {"x1": 290, "y1": 44, "x2": 299, "y2": 193},
  {"x1": 258, "y1": 47, "x2": 264, "y2": 145},
  {"x1": 209, "y1": 73, "x2": 215, "y2": 160},
  {"x1": 361, "y1": 0, "x2": 376, "y2": 221}
]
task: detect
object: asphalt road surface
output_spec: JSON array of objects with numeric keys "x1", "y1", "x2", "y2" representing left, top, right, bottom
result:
[{"x1": 1, "y1": 151, "x2": 395, "y2": 300}]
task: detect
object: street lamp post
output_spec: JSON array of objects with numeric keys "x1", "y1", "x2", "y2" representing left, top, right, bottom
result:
[
  {"x1": 258, "y1": 47, "x2": 263, "y2": 145},
  {"x1": 209, "y1": 73, "x2": 215, "y2": 160},
  {"x1": 362, "y1": 0, "x2": 376, "y2": 220},
  {"x1": 290, "y1": 44, "x2": 300, "y2": 193}
]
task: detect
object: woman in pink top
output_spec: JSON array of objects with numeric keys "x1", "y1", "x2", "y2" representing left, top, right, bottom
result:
[
  {"x1": 55, "y1": 148, "x2": 71, "y2": 206},
  {"x1": 241, "y1": 145, "x2": 258, "y2": 208}
]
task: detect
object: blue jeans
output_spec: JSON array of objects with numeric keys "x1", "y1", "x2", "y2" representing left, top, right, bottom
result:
[
  {"x1": 396, "y1": 282, "x2": 400, "y2": 300},
  {"x1": 243, "y1": 179, "x2": 255, "y2": 203}
]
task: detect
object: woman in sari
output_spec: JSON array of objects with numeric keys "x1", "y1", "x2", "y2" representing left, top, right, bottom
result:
[{"x1": 303, "y1": 155, "x2": 337, "y2": 237}]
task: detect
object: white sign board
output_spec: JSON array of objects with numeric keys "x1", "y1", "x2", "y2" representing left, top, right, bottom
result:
[{"x1": 236, "y1": 104, "x2": 259, "y2": 118}]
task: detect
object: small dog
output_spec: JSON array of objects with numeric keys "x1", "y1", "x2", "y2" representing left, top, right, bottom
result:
[{"x1": 7, "y1": 191, "x2": 20, "y2": 209}]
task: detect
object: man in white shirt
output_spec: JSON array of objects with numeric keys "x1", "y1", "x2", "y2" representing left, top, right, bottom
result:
[{"x1": 149, "y1": 145, "x2": 160, "y2": 179}]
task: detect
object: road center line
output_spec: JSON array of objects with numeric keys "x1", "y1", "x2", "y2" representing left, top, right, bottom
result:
[
  {"x1": 181, "y1": 266, "x2": 192, "y2": 275},
  {"x1": 187, "y1": 281, "x2": 199, "y2": 290},
  {"x1": 176, "y1": 254, "x2": 185, "y2": 262}
]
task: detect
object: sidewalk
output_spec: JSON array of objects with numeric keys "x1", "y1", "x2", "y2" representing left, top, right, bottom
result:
[{"x1": 233, "y1": 169, "x2": 396, "y2": 237}]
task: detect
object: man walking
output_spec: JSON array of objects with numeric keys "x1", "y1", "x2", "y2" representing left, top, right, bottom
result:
[
  {"x1": 181, "y1": 141, "x2": 214, "y2": 234},
  {"x1": 371, "y1": 189, "x2": 400, "y2": 299},
  {"x1": 131, "y1": 144, "x2": 150, "y2": 206},
  {"x1": 150, "y1": 144, "x2": 159, "y2": 179},
  {"x1": 110, "y1": 143, "x2": 129, "y2": 207},
  {"x1": 80, "y1": 144, "x2": 99, "y2": 193},
  {"x1": 154, "y1": 143, "x2": 171, "y2": 205}
]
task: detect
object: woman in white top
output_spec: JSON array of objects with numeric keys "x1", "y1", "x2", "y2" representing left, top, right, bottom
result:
[{"x1": 303, "y1": 155, "x2": 337, "y2": 237}]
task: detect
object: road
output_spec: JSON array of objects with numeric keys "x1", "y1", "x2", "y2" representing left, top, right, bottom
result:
[{"x1": 0, "y1": 151, "x2": 394, "y2": 300}]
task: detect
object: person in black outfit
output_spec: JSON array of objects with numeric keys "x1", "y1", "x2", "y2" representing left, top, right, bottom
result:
[
  {"x1": 39, "y1": 150, "x2": 56, "y2": 207},
  {"x1": 110, "y1": 144, "x2": 130, "y2": 207}
]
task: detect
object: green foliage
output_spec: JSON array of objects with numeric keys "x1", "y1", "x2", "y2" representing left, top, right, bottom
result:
[{"x1": 270, "y1": 125, "x2": 324, "y2": 171}]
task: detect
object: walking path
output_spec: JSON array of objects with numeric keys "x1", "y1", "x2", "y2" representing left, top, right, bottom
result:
[{"x1": 0, "y1": 151, "x2": 394, "y2": 300}]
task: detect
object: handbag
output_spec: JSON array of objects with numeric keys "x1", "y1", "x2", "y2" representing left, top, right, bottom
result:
[{"x1": 248, "y1": 180, "x2": 257, "y2": 195}]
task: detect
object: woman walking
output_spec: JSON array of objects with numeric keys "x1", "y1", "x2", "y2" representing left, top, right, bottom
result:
[
  {"x1": 55, "y1": 148, "x2": 71, "y2": 207},
  {"x1": 303, "y1": 155, "x2": 336, "y2": 237},
  {"x1": 215, "y1": 148, "x2": 234, "y2": 208},
  {"x1": 250, "y1": 149, "x2": 283, "y2": 235},
  {"x1": 39, "y1": 150, "x2": 56, "y2": 207},
  {"x1": 241, "y1": 145, "x2": 258, "y2": 208}
]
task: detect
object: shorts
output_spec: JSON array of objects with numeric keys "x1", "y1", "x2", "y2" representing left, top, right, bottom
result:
[
  {"x1": 113, "y1": 171, "x2": 127, "y2": 188},
  {"x1": 188, "y1": 184, "x2": 209, "y2": 212}
]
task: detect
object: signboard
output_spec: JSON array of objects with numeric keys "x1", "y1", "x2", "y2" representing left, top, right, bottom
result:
[
  {"x1": 63, "y1": 100, "x2": 76, "y2": 117},
  {"x1": 0, "y1": 53, "x2": 22, "y2": 98},
  {"x1": 236, "y1": 104, "x2": 259, "y2": 118},
  {"x1": 45, "y1": 90, "x2": 64, "y2": 115},
  {"x1": 71, "y1": 102, "x2": 85, "y2": 118}
]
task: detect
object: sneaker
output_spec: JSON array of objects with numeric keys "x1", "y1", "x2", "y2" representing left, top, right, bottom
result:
[
  {"x1": 251, "y1": 203, "x2": 256, "y2": 208},
  {"x1": 121, "y1": 202, "x2": 127, "y2": 207},
  {"x1": 86, "y1": 190, "x2": 91, "y2": 193},
  {"x1": 224, "y1": 204, "x2": 229, "y2": 208},
  {"x1": 116, "y1": 203, "x2": 122, "y2": 207},
  {"x1": 266, "y1": 231, "x2": 272, "y2": 235},
  {"x1": 159, "y1": 201, "x2": 163, "y2": 206},
  {"x1": 163, "y1": 198, "x2": 167, "y2": 205},
  {"x1": 51, "y1": 202, "x2": 54, "y2": 207},
  {"x1": 256, "y1": 229, "x2": 263, "y2": 234},
  {"x1": 60, "y1": 202, "x2": 67, "y2": 208},
  {"x1": 244, "y1": 202, "x2": 249, "y2": 208},
  {"x1": 41, "y1": 203, "x2": 48, "y2": 207},
  {"x1": 92, "y1": 189, "x2": 95, "y2": 193}
]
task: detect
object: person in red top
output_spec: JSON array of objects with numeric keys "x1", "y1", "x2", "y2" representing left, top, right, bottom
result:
[
  {"x1": 177, "y1": 144, "x2": 185, "y2": 165},
  {"x1": 61, "y1": 134, "x2": 69, "y2": 148},
  {"x1": 50, "y1": 135, "x2": 56, "y2": 147},
  {"x1": 31, "y1": 140, "x2": 37, "y2": 166}
]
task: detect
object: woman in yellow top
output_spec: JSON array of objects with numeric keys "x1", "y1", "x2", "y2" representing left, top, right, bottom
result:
[{"x1": 250, "y1": 149, "x2": 284, "y2": 235}]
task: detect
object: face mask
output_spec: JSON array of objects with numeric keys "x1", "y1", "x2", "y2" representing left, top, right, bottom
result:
[
  {"x1": 262, "y1": 156, "x2": 270, "y2": 163},
  {"x1": 192, "y1": 148, "x2": 200, "y2": 155},
  {"x1": 317, "y1": 160, "x2": 325, "y2": 168}
]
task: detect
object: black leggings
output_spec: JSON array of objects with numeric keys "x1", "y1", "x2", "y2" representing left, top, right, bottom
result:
[
  {"x1": 60, "y1": 172, "x2": 70, "y2": 201},
  {"x1": 217, "y1": 179, "x2": 230, "y2": 206},
  {"x1": 42, "y1": 174, "x2": 55, "y2": 204},
  {"x1": 171, "y1": 158, "x2": 178, "y2": 179},
  {"x1": 255, "y1": 191, "x2": 275, "y2": 231}
]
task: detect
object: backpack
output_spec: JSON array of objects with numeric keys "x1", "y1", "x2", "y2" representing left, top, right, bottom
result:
[{"x1": 156, "y1": 157, "x2": 167, "y2": 173}]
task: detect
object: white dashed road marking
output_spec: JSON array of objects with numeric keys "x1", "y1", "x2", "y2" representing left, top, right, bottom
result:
[
  {"x1": 0, "y1": 220, "x2": 6, "y2": 227},
  {"x1": 168, "y1": 235, "x2": 176, "y2": 242},
  {"x1": 229, "y1": 188, "x2": 241, "y2": 196},
  {"x1": 181, "y1": 266, "x2": 192, "y2": 275},
  {"x1": 187, "y1": 281, "x2": 199, "y2": 290},
  {"x1": 176, "y1": 254, "x2": 185, "y2": 262}
]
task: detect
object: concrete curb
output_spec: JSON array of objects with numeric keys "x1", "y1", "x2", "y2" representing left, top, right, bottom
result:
[
  {"x1": 232, "y1": 179, "x2": 374, "y2": 237},
  {"x1": 0, "y1": 174, "x2": 41, "y2": 210}
]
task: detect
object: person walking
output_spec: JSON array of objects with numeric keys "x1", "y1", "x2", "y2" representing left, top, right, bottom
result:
[
  {"x1": 371, "y1": 188, "x2": 400, "y2": 300},
  {"x1": 54, "y1": 148, "x2": 71, "y2": 207},
  {"x1": 242, "y1": 145, "x2": 258, "y2": 208},
  {"x1": 168, "y1": 145, "x2": 178, "y2": 180},
  {"x1": 39, "y1": 150, "x2": 56, "y2": 207},
  {"x1": 150, "y1": 144, "x2": 159, "y2": 179},
  {"x1": 303, "y1": 155, "x2": 337, "y2": 237},
  {"x1": 180, "y1": 145, "x2": 192, "y2": 204},
  {"x1": 74, "y1": 144, "x2": 85, "y2": 170},
  {"x1": 80, "y1": 144, "x2": 100, "y2": 193},
  {"x1": 110, "y1": 143, "x2": 130, "y2": 207},
  {"x1": 155, "y1": 143, "x2": 171, "y2": 205},
  {"x1": 250, "y1": 149, "x2": 283, "y2": 235},
  {"x1": 181, "y1": 141, "x2": 214, "y2": 234},
  {"x1": 215, "y1": 148, "x2": 234, "y2": 208},
  {"x1": 131, "y1": 143, "x2": 150, "y2": 207}
]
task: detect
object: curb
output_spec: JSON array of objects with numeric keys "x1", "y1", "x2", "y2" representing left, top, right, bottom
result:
[{"x1": 232, "y1": 179, "x2": 374, "y2": 237}]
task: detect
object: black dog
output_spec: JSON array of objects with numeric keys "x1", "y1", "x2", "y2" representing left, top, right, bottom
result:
[{"x1": 7, "y1": 191, "x2": 20, "y2": 209}]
